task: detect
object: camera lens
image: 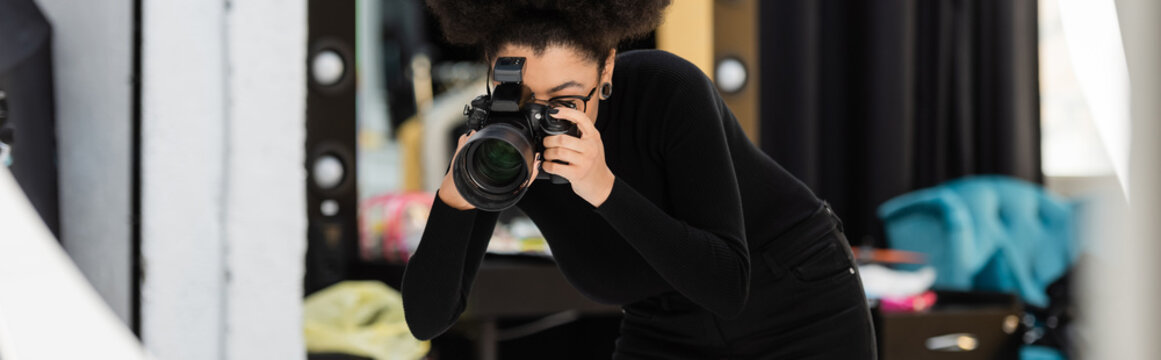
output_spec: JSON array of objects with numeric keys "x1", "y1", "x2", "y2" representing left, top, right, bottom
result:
[
  {"x1": 473, "y1": 139, "x2": 522, "y2": 187},
  {"x1": 453, "y1": 123, "x2": 536, "y2": 211}
]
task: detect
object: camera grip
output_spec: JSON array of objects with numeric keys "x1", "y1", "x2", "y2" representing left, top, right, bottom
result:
[{"x1": 536, "y1": 161, "x2": 571, "y2": 184}]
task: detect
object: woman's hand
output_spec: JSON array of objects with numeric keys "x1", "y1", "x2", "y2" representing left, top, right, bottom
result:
[
  {"x1": 439, "y1": 131, "x2": 475, "y2": 210},
  {"x1": 541, "y1": 107, "x2": 616, "y2": 207}
]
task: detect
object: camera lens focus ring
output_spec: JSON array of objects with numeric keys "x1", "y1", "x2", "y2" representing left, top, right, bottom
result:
[{"x1": 452, "y1": 123, "x2": 536, "y2": 211}]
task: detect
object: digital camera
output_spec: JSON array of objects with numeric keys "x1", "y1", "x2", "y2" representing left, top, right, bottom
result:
[{"x1": 451, "y1": 57, "x2": 581, "y2": 211}]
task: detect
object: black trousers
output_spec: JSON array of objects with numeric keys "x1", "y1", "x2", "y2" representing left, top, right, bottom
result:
[{"x1": 613, "y1": 203, "x2": 877, "y2": 359}]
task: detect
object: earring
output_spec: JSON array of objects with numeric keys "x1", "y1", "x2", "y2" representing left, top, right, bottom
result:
[{"x1": 599, "y1": 82, "x2": 613, "y2": 100}]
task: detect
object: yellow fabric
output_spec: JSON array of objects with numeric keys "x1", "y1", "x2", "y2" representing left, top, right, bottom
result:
[{"x1": 304, "y1": 281, "x2": 429, "y2": 360}]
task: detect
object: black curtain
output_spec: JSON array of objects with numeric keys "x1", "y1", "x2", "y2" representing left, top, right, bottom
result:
[{"x1": 759, "y1": 0, "x2": 1042, "y2": 247}]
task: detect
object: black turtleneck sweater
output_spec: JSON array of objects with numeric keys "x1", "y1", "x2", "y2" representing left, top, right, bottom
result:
[{"x1": 401, "y1": 50, "x2": 822, "y2": 340}]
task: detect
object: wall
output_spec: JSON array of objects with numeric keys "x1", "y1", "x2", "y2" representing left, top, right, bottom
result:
[
  {"x1": 140, "y1": 0, "x2": 227, "y2": 357},
  {"x1": 141, "y1": 0, "x2": 306, "y2": 359},
  {"x1": 1082, "y1": 1, "x2": 1161, "y2": 359},
  {"x1": 35, "y1": 0, "x2": 134, "y2": 325},
  {"x1": 223, "y1": 0, "x2": 307, "y2": 358},
  {"x1": 656, "y1": 0, "x2": 713, "y2": 77}
]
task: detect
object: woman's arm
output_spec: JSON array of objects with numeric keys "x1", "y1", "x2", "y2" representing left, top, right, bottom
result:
[
  {"x1": 593, "y1": 89, "x2": 750, "y2": 318},
  {"x1": 401, "y1": 192, "x2": 498, "y2": 340},
  {"x1": 401, "y1": 132, "x2": 499, "y2": 340},
  {"x1": 544, "y1": 60, "x2": 750, "y2": 318}
]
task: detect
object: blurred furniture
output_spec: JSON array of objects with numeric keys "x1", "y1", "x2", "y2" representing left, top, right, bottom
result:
[
  {"x1": 305, "y1": 0, "x2": 359, "y2": 295},
  {"x1": 878, "y1": 175, "x2": 1078, "y2": 308},
  {"x1": 878, "y1": 175, "x2": 1078, "y2": 359},
  {"x1": 873, "y1": 291, "x2": 1023, "y2": 360},
  {"x1": 348, "y1": 256, "x2": 620, "y2": 360},
  {"x1": 460, "y1": 256, "x2": 620, "y2": 360}
]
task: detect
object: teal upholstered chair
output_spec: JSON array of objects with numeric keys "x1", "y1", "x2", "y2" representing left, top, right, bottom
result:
[{"x1": 877, "y1": 175, "x2": 1078, "y2": 308}]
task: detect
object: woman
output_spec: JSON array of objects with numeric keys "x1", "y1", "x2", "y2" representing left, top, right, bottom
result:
[{"x1": 402, "y1": 1, "x2": 877, "y2": 358}]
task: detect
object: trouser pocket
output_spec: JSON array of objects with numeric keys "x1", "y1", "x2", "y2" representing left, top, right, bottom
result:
[
  {"x1": 759, "y1": 202, "x2": 852, "y2": 284},
  {"x1": 789, "y1": 232, "x2": 855, "y2": 282}
]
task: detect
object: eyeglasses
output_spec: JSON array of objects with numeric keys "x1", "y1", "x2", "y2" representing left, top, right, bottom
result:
[
  {"x1": 485, "y1": 81, "x2": 597, "y2": 113},
  {"x1": 539, "y1": 87, "x2": 597, "y2": 113}
]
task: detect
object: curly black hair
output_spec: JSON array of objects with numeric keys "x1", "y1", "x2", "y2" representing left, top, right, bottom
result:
[{"x1": 426, "y1": 0, "x2": 670, "y2": 74}]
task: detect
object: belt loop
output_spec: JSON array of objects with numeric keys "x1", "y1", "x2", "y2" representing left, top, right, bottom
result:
[{"x1": 822, "y1": 201, "x2": 845, "y2": 234}]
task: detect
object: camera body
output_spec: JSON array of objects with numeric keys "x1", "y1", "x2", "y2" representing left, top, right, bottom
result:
[{"x1": 452, "y1": 57, "x2": 580, "y2": 211}]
